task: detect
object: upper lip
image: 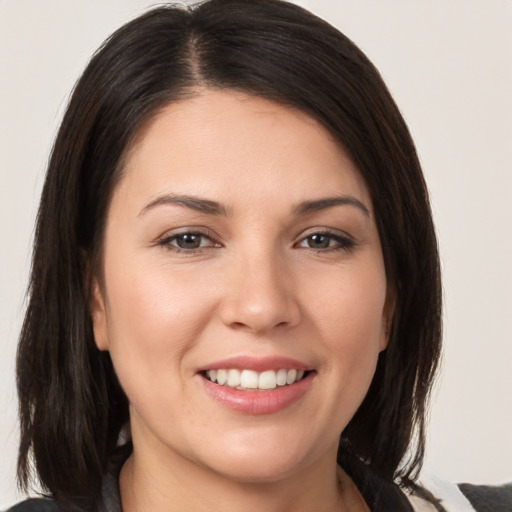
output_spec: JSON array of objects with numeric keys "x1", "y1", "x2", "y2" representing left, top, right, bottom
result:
[{"x1": 196, "y1": 355, "x2": 313, "y2": 373}]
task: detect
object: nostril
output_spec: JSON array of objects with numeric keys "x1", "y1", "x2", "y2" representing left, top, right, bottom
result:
[
  {"x1": 228, "y1": 320, "x2": 289, "y2": 332},
  {"x1": 231, "y1": 321, "x2": 248, "y2": 330}
]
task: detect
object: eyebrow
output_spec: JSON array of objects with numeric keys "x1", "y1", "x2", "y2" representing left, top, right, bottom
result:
[
  {"x1": 139, "y1": 194, "x2": 229, "y2": 217},
  {"x1": 294, "y1": 196, "x2": 370, "y2": 217},
  {"x1": 139, "y1": 193, "x2": 370, "y2": 218}
]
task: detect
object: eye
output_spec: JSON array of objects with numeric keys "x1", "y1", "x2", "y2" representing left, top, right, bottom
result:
[
  {"x1": 172, "y1": 233, "x2": 207, "y2": 249},
  {"x1": 158, "y1": 230, "x2": 220, "y2": 252},
  {"x1": 297, "y1": 232, "x2": 355, "y2": 251}
]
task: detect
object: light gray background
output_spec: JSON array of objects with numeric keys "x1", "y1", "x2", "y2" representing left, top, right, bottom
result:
[{"x1": 1, "y1": 0, "x2": 511, "y2": 507}]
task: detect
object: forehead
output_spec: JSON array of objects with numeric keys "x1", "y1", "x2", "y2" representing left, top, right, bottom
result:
[{"x1": 116, "y1": 90, "x2": 372, "y2": 214}]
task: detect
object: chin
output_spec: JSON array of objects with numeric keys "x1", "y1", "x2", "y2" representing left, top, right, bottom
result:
[
  {"x1": 192, "y1": 431, "x2": 324, "y2": 484},
  {"x1": 209, "y1": 454, "x2": 305, "y2": 484}
]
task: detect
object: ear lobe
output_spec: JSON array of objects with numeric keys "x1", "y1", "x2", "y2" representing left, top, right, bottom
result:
[
  {"x1": 89, "y1": 276, "x2": 110, "y2": 351},
  {"x1": 380, "y1": 319, "x2": 390, "y2": 352},
  {"x1": 380, "y1": 286, "x2": 397, "y2": 352}
]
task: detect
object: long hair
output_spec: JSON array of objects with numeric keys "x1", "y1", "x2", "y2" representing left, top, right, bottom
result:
[{"x1": 17, "y1": 0, "x2": 442, "y2": 507}]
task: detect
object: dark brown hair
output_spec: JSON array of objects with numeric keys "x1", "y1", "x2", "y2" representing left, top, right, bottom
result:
[{"x1": 17, "y1": 0, "x2": 442, "y2": 508}]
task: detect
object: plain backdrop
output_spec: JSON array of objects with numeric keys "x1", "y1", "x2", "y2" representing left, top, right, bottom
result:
[{"x1": 1, "y1": 0, "x2": 511, "y2": 507}]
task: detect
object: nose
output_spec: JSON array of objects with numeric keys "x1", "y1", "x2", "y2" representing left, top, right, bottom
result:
[{"x1": 218, "y1": 249, "x2": 301, "y2": 335}]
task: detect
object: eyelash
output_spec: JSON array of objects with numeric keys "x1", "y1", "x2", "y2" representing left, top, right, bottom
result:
[
  {"x1": 158, "y1": 229, "x2": 220, "y2": 254},
  {"x1": 157, "y1": 229, "x2": 356, "y2": 254},
  {"x1": 295, "y1": 231, "x2": 356, "y2": 252}
]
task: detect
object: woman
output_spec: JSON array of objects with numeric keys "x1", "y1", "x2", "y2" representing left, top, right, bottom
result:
[{"x1": 8, "y1": 1, "x2": 510, "y2": 511}]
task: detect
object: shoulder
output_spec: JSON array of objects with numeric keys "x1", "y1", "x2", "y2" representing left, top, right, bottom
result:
[
  {"x1": 458, "y1": 482, "x2": 512, "y2": 512},
  {"x1": 5, "y1": 498, "x2": 61, "y2": 512},
  {"x1": 408, "y1": 476, "x2": 512, "y2": 512},
  {"x1": 6, "y1": 444, "x2": 130, "y2": 512}
]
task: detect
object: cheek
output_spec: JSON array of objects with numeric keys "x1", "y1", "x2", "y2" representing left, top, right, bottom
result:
[
  {"x1": 305, "y1": 262, "x2": 387, "y2": 398},
  {"x1": 310, "y1": 262, "x2": 387, "y2": 343},
  {"x1": 101, "y1": 256, "x2": 215, "y2": 400}
]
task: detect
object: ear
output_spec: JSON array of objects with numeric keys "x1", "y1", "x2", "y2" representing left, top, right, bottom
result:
[
  {"x1": 380, "y1": 284, "x2": 396, "y2": 352},
  {"x1": 89, "y1": 275, "x2": 110, "y2": 351}
]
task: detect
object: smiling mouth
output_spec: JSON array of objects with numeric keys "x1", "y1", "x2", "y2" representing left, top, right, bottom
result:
[{"x1": 202, "y1": 368, "x2": 310, "y2": 391}]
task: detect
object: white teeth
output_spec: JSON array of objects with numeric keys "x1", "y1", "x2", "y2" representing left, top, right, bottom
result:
[
  {"x1": 276, "y1": 368, "x2": 287, "y2": 386},
  {"x1": 227, "y1": 369, "x2": 241, "y2": 387},
  {"x1": 205, "y1": 368, "x2": 307, "y2": 390},
  {"x1": 240, "y1": 370, "x2": 259, "y2": 389},
  {"x1": 258, "y1": 370, "x2": 277, "y2": 390},
  {"x1": 216, "y1": 369, "x2": 227, "y2": 385},
  {"x1": 286, "y1": 369, "x2": 297, "y2": 385}
]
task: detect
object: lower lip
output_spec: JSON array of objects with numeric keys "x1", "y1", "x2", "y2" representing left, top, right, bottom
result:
[{"x1": 199, "y1": 373, "x2": 314, "y2": 415}]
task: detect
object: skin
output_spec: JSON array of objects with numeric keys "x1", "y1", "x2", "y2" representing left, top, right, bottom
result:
[{"x1": 90, "y1": 90, "x2": 393, "y2": 512}]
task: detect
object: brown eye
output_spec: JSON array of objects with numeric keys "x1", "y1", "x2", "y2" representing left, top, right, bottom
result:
[
  {"x1": 174, "y1": 233, "x2": 203, "y2": 249},
  {"x1": 159, "y1": 230, "x2": 219, "y2": 252},
  {"x1": 305, "y1": 234, "x2": 331, "y2": 249},
  {"x1": 297, "y1": 232, "x2": 355, "y2": 252}
]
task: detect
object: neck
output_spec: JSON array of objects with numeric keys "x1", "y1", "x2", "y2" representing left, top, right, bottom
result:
[{"x1": 119, "y1": 442, "x2": 367, "y2": 512}]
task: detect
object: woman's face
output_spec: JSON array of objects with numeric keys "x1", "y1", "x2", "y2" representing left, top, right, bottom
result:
[{"x1": 91, "y1": 90, "x2": 392, "y2": 482}]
